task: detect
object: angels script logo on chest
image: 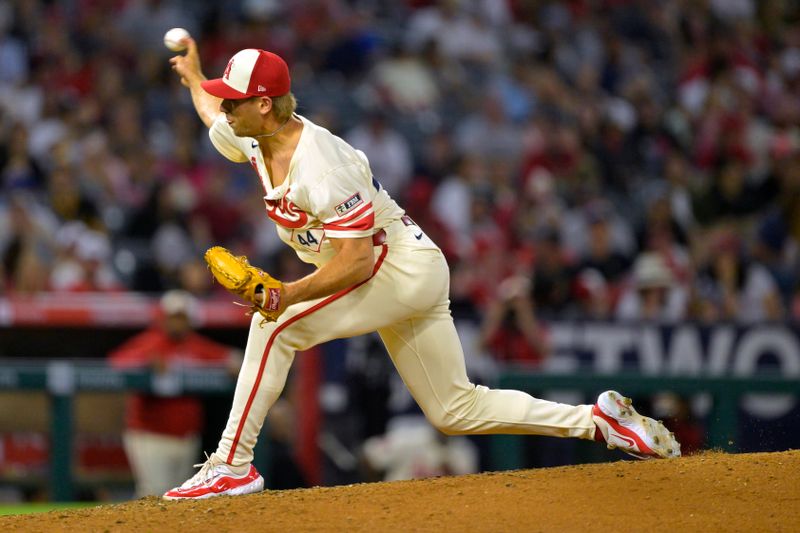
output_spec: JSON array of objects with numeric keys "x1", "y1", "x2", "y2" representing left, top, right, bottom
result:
[{"x1": 264, "y1": 188, "x2": 309, "y2": 229}]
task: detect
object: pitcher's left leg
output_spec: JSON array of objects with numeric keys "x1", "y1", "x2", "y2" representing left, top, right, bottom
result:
[{"x1": 378, "y1": 307, "x2": 596, "y2": 439}]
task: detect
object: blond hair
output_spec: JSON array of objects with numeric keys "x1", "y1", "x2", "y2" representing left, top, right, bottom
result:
[{"x1": 271, "y1": 92, "x2": 297, "y2": 123}]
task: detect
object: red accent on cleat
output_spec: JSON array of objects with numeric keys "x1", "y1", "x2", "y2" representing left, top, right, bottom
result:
[
  {"x1": 163, "y1": 464, "x2": 263, "y2": 500},
  {"x1": 594, "y1": 426, "x2": 606, "y2": 443},
  {"x1": 593, "y1": 391, "x2": 681, "y2": 459},
  {"x1": 592, "y1": 403, "x2": 656, "y2": 456}
]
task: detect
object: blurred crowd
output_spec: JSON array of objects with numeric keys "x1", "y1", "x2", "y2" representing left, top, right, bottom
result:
[{"x1": 2, "y1": 0, "x2": 800, "y2": 366}]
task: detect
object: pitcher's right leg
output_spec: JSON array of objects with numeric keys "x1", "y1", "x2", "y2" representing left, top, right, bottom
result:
[
  {"x1": 378, "y1": 308, "x2": 681, "y2": 458},
  {"x1": 378, "y1": 306, "x2": 597, "y2": 439}
]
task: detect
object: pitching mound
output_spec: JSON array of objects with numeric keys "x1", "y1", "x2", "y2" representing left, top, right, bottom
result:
[{"x1": 3, "y1": 450, "x2": 799, "y2": 532}]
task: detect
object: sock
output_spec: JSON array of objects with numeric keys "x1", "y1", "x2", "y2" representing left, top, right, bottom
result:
[
  {"x1": 227, "y1": 463, "x2": 250, "y2": 475},
  {"x1": 211, "y1": 452, "x2": 249, "y2": 474}
]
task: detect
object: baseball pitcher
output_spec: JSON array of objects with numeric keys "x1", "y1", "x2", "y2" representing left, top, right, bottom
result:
[{"x1": 163, "y1": 39, "x2": 680, "y2": 499}]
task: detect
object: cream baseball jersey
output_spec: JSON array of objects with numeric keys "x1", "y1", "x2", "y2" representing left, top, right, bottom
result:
[{"x1": 209, "y1": 114, "x2": 405, "y2": 267}]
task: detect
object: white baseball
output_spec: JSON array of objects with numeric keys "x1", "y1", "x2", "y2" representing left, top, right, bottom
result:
[{"x1": 164, "y1": 27, "x2": 190, "y2": 52}]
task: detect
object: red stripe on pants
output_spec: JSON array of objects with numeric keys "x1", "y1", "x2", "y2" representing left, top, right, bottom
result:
[{"x1": 227, "y1": 244, "x2": 389, "y2": 464}]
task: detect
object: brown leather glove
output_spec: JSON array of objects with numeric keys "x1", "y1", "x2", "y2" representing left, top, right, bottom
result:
[{"x1": 204, "y1": 246, "x2": 284, "y2": 322}]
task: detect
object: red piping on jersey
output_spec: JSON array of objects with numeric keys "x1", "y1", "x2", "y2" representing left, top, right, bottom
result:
[
  {"x1": 226, "y1": 244, "x2": 390, "y2": 464},
  {"x1": 323, "y1": 211, "x2": 375, "y2": 232}
]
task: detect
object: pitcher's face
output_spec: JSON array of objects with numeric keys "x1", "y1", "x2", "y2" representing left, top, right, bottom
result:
[{"x1": 221, "y1": 96, "x2": 265, "y2": 137}]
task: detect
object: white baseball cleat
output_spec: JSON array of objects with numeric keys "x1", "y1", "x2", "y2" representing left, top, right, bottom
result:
[
  {"x1": 163, "y1": 455, "x2": 264, "y2": 500},
  {"x1": 592, "y1": 390, "x2": 681, "y2": 460}
]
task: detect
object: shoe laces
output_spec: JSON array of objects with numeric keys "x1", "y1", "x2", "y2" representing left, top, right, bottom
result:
[{"x1": 182, "y1": 452, "x2": 223, "y2": 488}]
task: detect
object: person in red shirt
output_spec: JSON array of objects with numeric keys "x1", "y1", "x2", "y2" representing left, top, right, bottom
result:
[
  {"x1": 480, "y1": 275, "x2": 550, "y2": 366},
  {"x1": 109, "y1": 290, "x2": 241, "y2": 497}
]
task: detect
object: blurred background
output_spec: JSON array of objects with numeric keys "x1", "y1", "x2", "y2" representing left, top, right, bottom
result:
[{"x1": 1, "y1": 0, "x2": 799, "y2": 505}]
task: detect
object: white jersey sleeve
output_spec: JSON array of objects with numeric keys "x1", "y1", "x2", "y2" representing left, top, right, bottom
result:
[
  {"x1": 306, "y1": 163, "x2": 376, "y2": 239},
  {"x1": 208, "y1": 115, "x2": 249, "y2": 163}
]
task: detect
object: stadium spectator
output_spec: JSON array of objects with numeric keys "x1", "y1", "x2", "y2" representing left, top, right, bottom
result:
[
  {"x1": 345, "y1": 110, "x2": 413, "y2": 201},
  {"x1": 1, "y1": 123, "x2": 44, "y2": 191},
  {"x1": 692, "y1": 230, "x2": 783, "y2": 322},
  {"x1": 454, "y1": 92, "x2": 523, "y2": 164},
  {"x1": 49, "y1": 223, "x2": 121, "y2": 292},
  {"x1": 108, "y1": 290, "x2": 241, "y2": 497},
  {"x1": 367, "y1": 43, "x2": 440, "y2": 114},
  {"x1": 752, "y1": 211, "x2": 796, "y2": 306},
  {"x1": 1, "y1": 193, "x2": 58, "y2": 294},
  {"x1": 529, "y1": 226, "x2": 575, "y2": 319},
  {"x1": 430, "y1": 155, "x2": 485, "y2": 258},
  {"x1": 480, "y1": 275, "x2": 549, "y2": 366},
  {"x1": 576, "y1": 202, "x2": 632, "y2": 292},
  {"x1": 616, "y1": 252, "x2": 689, "y2": 322},
  {"x1": 573, "y1": 267, "x2": 613, "y2": 320}
]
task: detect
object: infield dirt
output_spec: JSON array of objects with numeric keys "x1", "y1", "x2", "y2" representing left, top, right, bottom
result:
[{"x1": 1, "y1": 450, "x2": 798, "y2": 532}]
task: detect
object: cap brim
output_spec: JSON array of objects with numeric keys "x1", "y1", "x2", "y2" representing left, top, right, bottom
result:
[{"x1": 201, "y1": 78, "x2": 250, "y2": 99}]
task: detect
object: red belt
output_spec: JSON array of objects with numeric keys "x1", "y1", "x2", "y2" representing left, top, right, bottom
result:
[
  {"x1": 372, "y1": 229, "x2": 386, "y2": 246},
  {"x1": 372, "y1": 217, "x2": 415, "y2": 245},
  {"x1": 372, "y1": 215, "x2": 417, "y2": 246}
]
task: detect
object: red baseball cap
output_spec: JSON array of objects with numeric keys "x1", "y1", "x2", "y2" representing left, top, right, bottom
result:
[{"x1": 201, "y1": 49, "x2": 291, "y2": 99}]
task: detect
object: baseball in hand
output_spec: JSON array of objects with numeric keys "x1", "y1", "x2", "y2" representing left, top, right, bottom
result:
[{"x1": 164, "y1": 27, "x2": 190, "y2": 52}]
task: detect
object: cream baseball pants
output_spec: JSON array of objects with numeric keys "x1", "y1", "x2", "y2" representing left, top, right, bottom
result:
[{"x1": 214, "y1": 220, "x2": 596, "y2": 466}]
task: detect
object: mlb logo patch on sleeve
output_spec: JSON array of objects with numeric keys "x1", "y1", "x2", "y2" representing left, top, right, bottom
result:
[{"x1": 334, "y1": 192, "x2": 363, "y2": 216}]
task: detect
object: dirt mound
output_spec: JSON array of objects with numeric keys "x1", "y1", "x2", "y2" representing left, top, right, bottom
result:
[{"x1": 3, "y1": 450, "x2": 799, "y2": 532}]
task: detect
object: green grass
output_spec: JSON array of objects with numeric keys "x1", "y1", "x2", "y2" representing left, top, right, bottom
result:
[{"x1": 0, "y1": 502, "x2": 100, "y2": 516}]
